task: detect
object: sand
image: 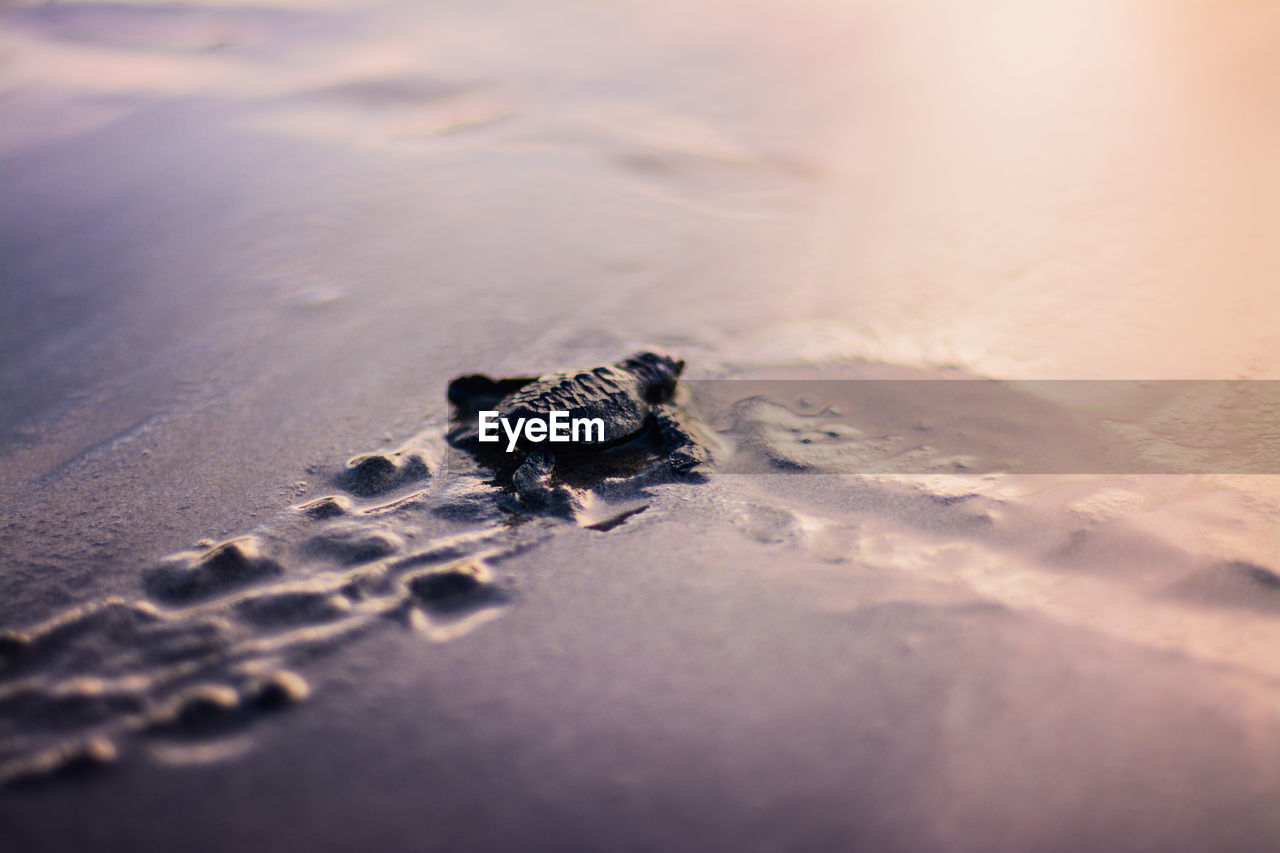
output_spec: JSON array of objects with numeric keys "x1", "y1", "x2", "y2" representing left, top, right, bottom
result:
[{"x1": 2, "y1": 1, "x2": 1278, "y2": 850}]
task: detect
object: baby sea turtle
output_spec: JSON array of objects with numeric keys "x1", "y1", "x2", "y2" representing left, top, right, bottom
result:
[{"x1": 447, "y1": 350, "x2": 708, "y2": 509}]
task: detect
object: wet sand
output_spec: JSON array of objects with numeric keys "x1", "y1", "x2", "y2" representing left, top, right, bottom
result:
[{"x1": 2, "y1": 1, "x2": 1278, "y2": 851}]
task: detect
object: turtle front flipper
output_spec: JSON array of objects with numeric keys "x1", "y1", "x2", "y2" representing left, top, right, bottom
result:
[
  {"x1": 653, "y1": 403, "x2": 709, "y2": 473},
  {"x1": 509, "y1": 451, "x2": 581, "y2": 517}
]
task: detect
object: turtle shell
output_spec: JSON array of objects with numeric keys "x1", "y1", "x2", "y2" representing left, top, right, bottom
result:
[{"x1": 497, "y1": 365, "x2": 650, "y2": 450}]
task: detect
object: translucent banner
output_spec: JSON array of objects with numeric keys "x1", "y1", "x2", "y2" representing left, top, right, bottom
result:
[{"x1": 678, "y1": 380, "x2": 1279, "y2": 475}]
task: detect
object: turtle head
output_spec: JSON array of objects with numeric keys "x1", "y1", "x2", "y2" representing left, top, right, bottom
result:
[{"x1": 621, "y1": 350, "x2": 684, "y2": 403}]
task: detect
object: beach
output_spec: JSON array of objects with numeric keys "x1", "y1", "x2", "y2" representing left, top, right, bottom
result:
[{"x1": 2, "y1": 1, "x2": 1278, "y2": 850}]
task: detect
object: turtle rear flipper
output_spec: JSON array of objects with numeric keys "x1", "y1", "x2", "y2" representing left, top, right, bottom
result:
[
  {"x1": 446, "y1": 420, "x2": 481, "y2": 448},
  {"x1": 447, "y1": 374, "x2": 539, "y2": 449},
  {"x1": 447, "y1": 374, "x2": 537, "y2": 412}
]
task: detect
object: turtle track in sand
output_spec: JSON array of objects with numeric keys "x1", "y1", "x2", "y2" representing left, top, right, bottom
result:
[{"x1": 0, "y1": 427, "x2": 678, "y2": 785}]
